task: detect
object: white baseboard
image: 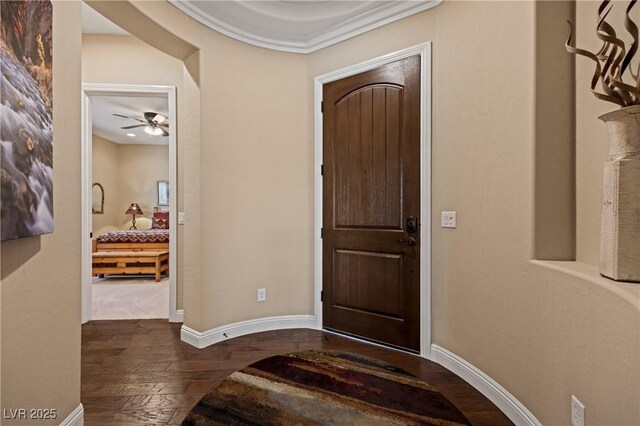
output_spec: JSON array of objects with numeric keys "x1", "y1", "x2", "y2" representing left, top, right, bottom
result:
[
  {"x1": 59, "y1": 403, "x2": 83, "y2": 426},
  {"x1": 431, "y1": 345, "x2": 541, "y2": 426},
  {"x1": 181, "y1": 315, "x2": 315, "y2": 349},
  {"x1": 171, "y1": 309, "x2": 184, "y2": 323}
]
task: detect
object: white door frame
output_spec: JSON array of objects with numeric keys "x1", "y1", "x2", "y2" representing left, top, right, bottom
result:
[
  {"x1": 313, "y1": 42, "x2": 433, "y2": 358},
  {"x1": 81, "y1": 83, "x2": 179, "y2": 323}
]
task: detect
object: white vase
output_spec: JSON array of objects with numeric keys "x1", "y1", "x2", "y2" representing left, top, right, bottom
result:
[{"x1": 598, "y1": 105, "x2": 640, "y2": 282}]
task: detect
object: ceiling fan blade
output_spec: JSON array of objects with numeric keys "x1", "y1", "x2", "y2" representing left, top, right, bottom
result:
[
  {"x1": 158, "y1": 123, "x2": 169, "y2": 128},
  {"x1": 113, "y1": 113, "x2": 146, "y2": 123},
  {"x1": 121, "y1": 124, "x2": 146, "y2": 129},
  {"x1": 144, "y1": 112, "x2": 157, "y2": 122},
  {"x1": 160, "y1": 127, "x2": 169, "y2": 137}
]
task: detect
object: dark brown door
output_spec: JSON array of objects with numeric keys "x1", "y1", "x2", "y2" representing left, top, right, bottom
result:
[{"x1": 322, "y1": 55, "x2": 421, "y2": 352}]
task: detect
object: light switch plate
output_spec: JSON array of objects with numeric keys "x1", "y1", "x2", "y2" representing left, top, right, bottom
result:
[
  {"x1": 441, "y1": 211, "x2": 457, "y2": 228},
  {"x1": 178, "y1": 212, "x2": 185, "y2": 225},
  {"x1": 257, "y1": 288, "x2": 266, "y2": 302}
]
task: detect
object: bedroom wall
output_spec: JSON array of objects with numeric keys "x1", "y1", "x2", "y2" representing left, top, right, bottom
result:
[
  {"x1": 117, "y1": 143, "x2": 169, "y2": 229},
  {"x1": 86, "y1": 1, "x2": 640, "y2": 425},
  {"x1": 83, "y1": 34, "x2": 185, "y2": 309},
  {"x1": 92, "y1": 134, "x2": 120, "y2": 235},
  {"x1": 91, "y1": 135, "x2": 169, "y2": 234},
  {"x1": 0, "y1": 1, "x2": 82, "y2": 423}
]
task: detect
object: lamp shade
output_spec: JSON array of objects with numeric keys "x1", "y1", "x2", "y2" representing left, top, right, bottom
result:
[{"x1": 125, "y1": 203, "x2": 143, "y2": 215}]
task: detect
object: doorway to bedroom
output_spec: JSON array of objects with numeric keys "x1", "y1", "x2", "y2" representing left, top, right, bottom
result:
[
  {"x1": 81, "y1": 85, "x2": 178, "y2": 323},
  {"x1": 90, "y1": 93, "x2": 171, "y2": 320}
]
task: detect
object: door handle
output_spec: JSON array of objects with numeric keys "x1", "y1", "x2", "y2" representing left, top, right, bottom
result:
[
  {"x1": 397, "y1": 237, "x2": 417, "y2": 247},
  {"x1": 406, "y1": 216, "x2": 418, "y2": 233}
]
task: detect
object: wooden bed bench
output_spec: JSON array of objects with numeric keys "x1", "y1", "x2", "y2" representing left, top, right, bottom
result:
[{"x1": 92, "y1": 250, "x2": 169, "y2": 282}]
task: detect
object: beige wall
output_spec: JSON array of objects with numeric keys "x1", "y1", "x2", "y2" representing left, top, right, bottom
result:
[
  {"x1": 83, "y1": 34, "x2": 184, "y2": 308},
  {"x1": 92, "y1": 135, "x2": 169, "y2": 234},
  {"x1": 534, "y1": 1, "x2": 575, "y2": 261},
  {"x1": 0, "y1": 1, "x2": 82, "y2": 423},
  {"x1": 2, "y1": 1, "x2": 637, "y2": 425},
  {"x1": 92, "y1": 134, "x2": 120, "y2": 235},
  {"x1": 117, "y1": 143, "x2": 169, "y2": 229},
  {"x1": 108, "y1": 1, "x2": 640, "y2": 425},
  {"x1": 308, "y1": 2, "x2": 639, "y2": 424},
  {"x1": 100, "y1": 0, "x2": 313, "y2": 332}
]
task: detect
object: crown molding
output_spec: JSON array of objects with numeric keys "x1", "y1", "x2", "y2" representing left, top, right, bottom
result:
[{"x1": 168, "y1": 0, "x2": 442, "y2": 54}]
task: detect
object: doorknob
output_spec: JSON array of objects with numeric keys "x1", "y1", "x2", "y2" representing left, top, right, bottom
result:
[{"x1": 397, "y1": 237, "x2": 417, "y2": 247}]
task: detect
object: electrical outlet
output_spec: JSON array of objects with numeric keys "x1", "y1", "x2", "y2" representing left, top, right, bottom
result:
[
  {"x1": 571, "y1": 395, "x2": 585, "y2": 426},
  {"x1": 441, "y1": 211, "x2": 457, "y2": 228},
  {"x1": 257, "y1": 288, "x2": 266, "y2": 302}
]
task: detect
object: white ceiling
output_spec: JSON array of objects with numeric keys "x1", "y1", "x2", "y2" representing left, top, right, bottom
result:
[
  {"x1": 83, "y1": 0, "x2": 442, "y2": 53},
  {"x1": 169, "y1": 0, "x2": 442, "y2": 53},
  {"x1": 83, "y1": 6, "x2": 167, "y2": 146},
  {"x1": 92, "y1": 95, "x2": 169, "y2": 145}
]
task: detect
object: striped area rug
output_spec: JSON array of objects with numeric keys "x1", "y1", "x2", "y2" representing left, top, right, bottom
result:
[{"x1": 182, "y1": 350, "x2": 470, "y2": 425}]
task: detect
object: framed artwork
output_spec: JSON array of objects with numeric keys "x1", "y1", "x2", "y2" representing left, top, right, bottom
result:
[
  {"x1": 92, "y1": 182, "x2": 104, "y2": 214},
  {"x1": 0, "y1": 0, "x2": 53, "y2": 241},
  {"x1": 157, "y1": 180, "x2": 169, "y2": 206}
]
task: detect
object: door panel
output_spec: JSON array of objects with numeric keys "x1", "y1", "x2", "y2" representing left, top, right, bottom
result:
[
  {"x1": 334, "y1": 86, "x2": 403, "y2": 229},
  {"x1": 323, "y1": 56, "x2": 421, "y2": 351},
  {"x1": 333, "y1": 249, "x2": 402, "y2": 318}
]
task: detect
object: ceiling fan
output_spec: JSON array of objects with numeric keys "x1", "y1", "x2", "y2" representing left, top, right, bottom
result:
[{"x1": 114, "y1": 112, "x2": 169, "y2": 137}]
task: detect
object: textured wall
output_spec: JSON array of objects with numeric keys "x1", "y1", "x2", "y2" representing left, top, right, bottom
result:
[
  {"x1": 309, "y1": 2, "x2": 639, "y2": 424},
  {"x1": 0, "y1": 1, "x2": 82, "y2": 423},
  {"x1": 116, "y1": 144, "x2": 170, "y2": 229},
  {"x1": 92, "y1": 0, "x2": 314, "y2": 331},
  {"x1": 4, "y1": 1, "x2": 634, "y2": 425},
  {"x1": 91, "y1": 135, "x2": 120, "y2": 235},
  {"x1": 91, "y1": 135, "x2": 170, "y2": 234}
]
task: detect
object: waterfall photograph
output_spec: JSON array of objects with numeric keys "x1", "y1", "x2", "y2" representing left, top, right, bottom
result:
[{"x1": 0, "y1": 0, "x2": 53, "y2": 241}]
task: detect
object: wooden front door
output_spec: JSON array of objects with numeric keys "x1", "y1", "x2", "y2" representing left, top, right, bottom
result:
[{"x1": 322, "y1": 55, "x2": 421, "y2": 352}]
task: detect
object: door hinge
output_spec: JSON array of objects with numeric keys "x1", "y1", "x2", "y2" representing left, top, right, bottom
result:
[
  {"x1": 321, "y1": 227, "x2": 324, "y2": 238},
  {"x1": 321, "y1": 290, "x2": 324, "y2": 302},
  {"x1": 321, "y1": 164, "x2": 324, "y2": 176},
  {"x1": 321, "y1": 101, "x2": 324, "y2": 113}
]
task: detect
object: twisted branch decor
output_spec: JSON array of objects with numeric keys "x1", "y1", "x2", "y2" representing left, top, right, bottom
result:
[{"x1": 566, "y1": 0, "x2": 640, "y2": 107}]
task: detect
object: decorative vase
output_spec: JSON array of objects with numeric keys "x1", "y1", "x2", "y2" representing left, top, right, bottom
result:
[{"x1": 598, "y1": 105, "x2": 640, "y2": 282}]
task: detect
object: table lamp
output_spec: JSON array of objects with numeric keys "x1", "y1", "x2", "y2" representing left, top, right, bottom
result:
[{"x1": 125, "y1": 203, "x2": 143, "y2": 230}]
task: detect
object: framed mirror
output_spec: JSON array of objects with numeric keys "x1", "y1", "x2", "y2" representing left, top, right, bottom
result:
[
  {"x1": 157, "y1": 180, "x2": 169, "y2": 206},
  {"x1": 92, "y1": 182, "x2": 104, "y2": 214}
]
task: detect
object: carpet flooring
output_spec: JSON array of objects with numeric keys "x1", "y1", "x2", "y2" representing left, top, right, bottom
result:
[
  {"x1": 183, "y1": 351, "x2": 471, "y2": 425},
  {"x1": 91, "y1": 276, "x2": 169, "y2": 320}
]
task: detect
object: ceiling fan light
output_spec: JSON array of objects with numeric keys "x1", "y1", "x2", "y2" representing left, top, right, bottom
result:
[
  {"x1": 153, "y1": 114, "x2": 168, "y2": 124},
  {"x1": 144, "y1": 125, "x2": 164, "y2": 136}
]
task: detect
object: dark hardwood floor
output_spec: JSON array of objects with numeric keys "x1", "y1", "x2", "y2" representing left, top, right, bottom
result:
[{"x1": 82, "y1": 320, "x2": 513, "y2": 425}]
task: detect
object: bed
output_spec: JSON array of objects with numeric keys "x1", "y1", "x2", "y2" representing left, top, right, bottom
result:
[
  {"x1": 92, "y1": 229, "x2": 170, "y2": 279},
  {"x1": 92, "y1": 229, "x2": 169, "y2": 252}
]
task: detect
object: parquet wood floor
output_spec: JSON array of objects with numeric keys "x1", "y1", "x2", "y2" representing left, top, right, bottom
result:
[{"x1": 81, "y1": 320, "x2": 513, "y2": 425}]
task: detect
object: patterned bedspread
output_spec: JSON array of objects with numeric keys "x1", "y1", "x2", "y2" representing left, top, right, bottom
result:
[{"x1": 97, "y1": 229, "x2": 169, "y2": 244}]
